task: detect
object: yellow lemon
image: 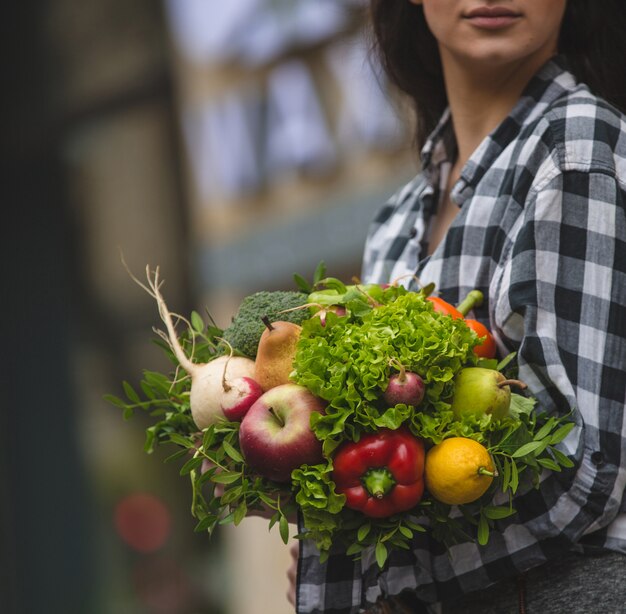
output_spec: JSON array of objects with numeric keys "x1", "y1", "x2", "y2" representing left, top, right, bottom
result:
[{"x1": 425, "y1": 437, "x2": 495, "y2": 505}]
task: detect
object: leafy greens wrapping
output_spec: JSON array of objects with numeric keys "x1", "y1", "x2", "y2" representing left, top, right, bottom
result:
[{"x1": 292, "y1": 288, "x2": 479, "y2": 456}]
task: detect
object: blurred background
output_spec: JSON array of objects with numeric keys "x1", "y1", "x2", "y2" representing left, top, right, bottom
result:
[{"x1": 2, "y1": 1, "x2": 417, "y2": 613}]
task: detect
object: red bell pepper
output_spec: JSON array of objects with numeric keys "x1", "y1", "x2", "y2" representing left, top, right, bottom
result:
[
  {"x1": 429, "y1": 291, "x2": 497, "y2": 359},
  {"x1": 332, "y1": 428, "x2": 425, "y2": 518},
  {"x1": 464, "y1": 319, "x2": 497, "y2": 359},
  {"x1": 427, "y1": 296, "x2": 464, "y2": 319}
]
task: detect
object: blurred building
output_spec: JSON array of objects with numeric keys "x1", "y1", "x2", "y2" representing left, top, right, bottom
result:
[
  {"x1": 165, "y1": 0, "x2": 417, "y2": 322},
  {"x1": 2, "y1": 2, "x2": 417, "y2": 614}
]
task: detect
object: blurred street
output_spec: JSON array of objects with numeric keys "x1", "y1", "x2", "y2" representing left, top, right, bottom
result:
[{"x1": 2, "y1": 2, "x2": 416, "y2": 613}]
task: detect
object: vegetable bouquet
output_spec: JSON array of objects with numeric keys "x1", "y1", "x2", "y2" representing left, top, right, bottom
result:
[{"x1": 108, "y1": 263, "x2": 574, "y2": 567}]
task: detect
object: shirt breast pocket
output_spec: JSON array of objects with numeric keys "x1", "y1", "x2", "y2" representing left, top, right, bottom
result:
[{"x1": 490, "y1": 246, "x2": 526, "y2": 353}]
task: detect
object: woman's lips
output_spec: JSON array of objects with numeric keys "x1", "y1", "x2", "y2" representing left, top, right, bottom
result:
[{"x1": 463, "y1": 6, "x2": 522, "y2": 29}]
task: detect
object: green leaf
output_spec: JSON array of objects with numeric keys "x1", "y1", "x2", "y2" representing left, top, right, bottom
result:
[
  {"x1": 143, "y1": 370, "x2": 171, "y2": 390},
  {"x1": 197, "y1": 469, "x2": 216, "y2": 485},
  {"x1": 123, "y1": 406, "x2": 134, "y2": 421},
  {"x1": 552, "y1": 448, "x2": 575, "y2": 468},
  {"x1": 258, "y1": 492, "x2": 279, "y2": 509},
  {"x1": 495, "y1": 422, "x2": 532, "y2": 455},
  {"x1": 380, "y1": 528, "x2": 398, "y2": 543},
  {"x1": 346, "y1": 542, "x2": 363, "y2": 556},
  {"x1": 212, "y1": 471, "x2": 241, "y2": 484},
  {"x1": 269, "y1": 512, "x2": 280, "y2": 531},
  {"x1": 103, "y1": 394, "x2": 127, "y2": 409},
  {"x1": 180, "y1": 456, "x2": 203, "y2": 475},
  {"x1": 293, "y1": 273, "x2": 312, "y2": 294},
  {"x1": 496, "y1": 352, "x2": 517, "y2": 372},
  {"x1": 191, "y1": 311, "x2": 205, "y2": 333},
  {"x1": 165, "y1": 448, "x2": 190, "y2": 463},
  {"x1": 375, "y1": 541, "x2": 388, "y2": 568},
  {"x1": 219, "y1": 512, "x2": 235, "y2": 525},
  {"x1": 477, "y1": 514, "x2": 490, "y2": 545},
  {"x1": 123, "y1": 381, "x2": 140, "y2": 403},
  {"x1": 533, "y1": 439, "x2": 551, "y2": 457},
  {"x1": 222, "y1": 440, "x2": 244, "y2": 463},
  {"x1": 169, "y1": 434, "x2": 195, "y2": 449},
  {"x1": 509, "y1": 460, "x2": 519, "y2": 493},
  {"x1": 318, "y1": 277, "x2": 348, "y2": 294},
  {"x1": 508, "y1": 394, "x2": 536, "y2": 418},
  {"x1": 398, "y1": 525, "x2": 413, "y2": 539},
  {"x1": 501, "y1": 457, "x2": 511, "y2": 492},
  {"x1": 194, "y1": 515, "x2": 216, "y2": 533},
  {"x1": 203, "y1": 426, "x2": 217, "y2": 449},
  {"x1": 140, "y1": 381, "x2": 156, "y2": 400},
  {"x1": 388, "y1": 538, "x2": 411, "y2": 550},
  {"x1": 476, "y1": 358, "x2": 498, "y2": 370},
  {"x1": 279, "y1": 515, "x2": 290, "y2": 544},
  {"x1": 357, "y1": 523, "x2": 371, "y2": 542},
  {"x1": 144, "y1": 426, "x2": 157, "y2": 453},
  {"x1": 220, "y1": 486, "x2": 243, "y2": 505},
  {"x1": 533, "y1": 418, "x2": 558, "y2": 442},
  {"x1": 511, "y1": 440, "x2": 545, "y2": 458},
  {"x1": 550, "y1": 422, "x2": 575, "y2": 444},
  {"x1": 313, "y1": 261, "x2": 327, "y2": 285},
  {"x1": 214, "y1": 421, "x2": 238, "y2": 435},
  {"x1": 537, "y1": 457, "x2": 562, "y2": 471},
  {"x1": 420, "y1": 282, "x2": 436, "y2": 297},
  {"x1": 233, "y1": 501, "x2": 248, "y2": 526},
  {"x1": 483, "y1": 505, "x2": 516, "y2": 520},
  {"x1": 404, "y1": 518, "x2": 426, "y2": 532}
]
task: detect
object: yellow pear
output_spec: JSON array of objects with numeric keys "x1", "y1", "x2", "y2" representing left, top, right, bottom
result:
[{"x1": 254, "y1": 317, "x2": 302, "y2": 391}]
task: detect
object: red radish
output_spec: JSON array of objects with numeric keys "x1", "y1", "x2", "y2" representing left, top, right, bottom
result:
[
  {"x1": 383, "y1": 359, "x2": 425, "y2": 407},
  {"x1": 221, "y1": 376, "x2": 263, "y2": 421},
  {"x1": 126, "y1": 263, "x2": 258, "y2": 429}
]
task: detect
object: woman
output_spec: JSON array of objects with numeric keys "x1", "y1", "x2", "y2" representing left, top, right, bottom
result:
[{"x1": 289, "y1": 0, "x2": 626, "y2": 612}]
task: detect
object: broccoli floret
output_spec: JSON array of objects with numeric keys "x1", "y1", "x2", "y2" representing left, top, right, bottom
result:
[{"x1": 222, "y1": 290, "x2": 309, "y2": 358}]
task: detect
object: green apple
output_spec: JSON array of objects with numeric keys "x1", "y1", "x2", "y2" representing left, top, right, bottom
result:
[{"x1": 450, "y1": 367, "x2": 511, "y2": 420}]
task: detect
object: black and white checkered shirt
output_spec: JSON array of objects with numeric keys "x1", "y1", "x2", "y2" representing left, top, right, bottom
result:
[{"x1": 297, "y1": 57, "x2": 626, "y2": 613}]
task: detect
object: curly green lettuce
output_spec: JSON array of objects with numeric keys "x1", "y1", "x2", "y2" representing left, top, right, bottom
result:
[{"x1": 292, "y1": 290, "x2": 478, "y2": 455}]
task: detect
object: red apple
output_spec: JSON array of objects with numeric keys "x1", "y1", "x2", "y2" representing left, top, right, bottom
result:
[{"x1": 238, "y1": 384, "x2": 325, "y2": 482}]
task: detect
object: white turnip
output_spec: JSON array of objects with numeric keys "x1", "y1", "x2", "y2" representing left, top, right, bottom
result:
[
  {"x1": 383, "y1": 359, "x2": 425, "y2": 407},
  {"x1": 126, "y1": 263, "x2": 258, "y2": 429}
]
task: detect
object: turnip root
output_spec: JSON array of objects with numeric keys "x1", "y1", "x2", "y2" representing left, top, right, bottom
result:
[
  {"x1": 125, "y1": 262, "x2": 257, "y2": 429},
  {"x1": 189, "y1": 355, "x2": 257, "y2": 428},
  {"x1": 383, "y1": 359, "x2": 425, "y2": 407},
  {"x1": 221, "y1": 375, "x2": 263, "y2": 421}
]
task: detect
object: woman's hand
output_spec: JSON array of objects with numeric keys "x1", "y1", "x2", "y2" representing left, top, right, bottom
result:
[
  {"x1": 202, "y1": 458, "x2": 297, "y2": 521},
  {"x1": 287, "y1": 541, "x2": 299, "y2": 609}
]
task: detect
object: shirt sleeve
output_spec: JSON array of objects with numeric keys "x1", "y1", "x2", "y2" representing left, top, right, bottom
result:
[
  {"x1": 496, "y1": 168, "x2": 626, "y2": 541},
  {"x1": 297, "y1": 169, "x2": 626, "y2": 614}
]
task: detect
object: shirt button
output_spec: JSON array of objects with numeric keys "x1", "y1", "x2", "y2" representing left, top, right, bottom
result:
[
  {"x1": 409, "y1": 228, "x2": 417, "y2": 238},
  {"x1": 591, "y1": 451, "x2": 605, "y2": 467}
]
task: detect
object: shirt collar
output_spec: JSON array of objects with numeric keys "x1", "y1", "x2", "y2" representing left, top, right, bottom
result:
[{"x1": 419, "y1": 56, "x2": 578, "y2": 206}]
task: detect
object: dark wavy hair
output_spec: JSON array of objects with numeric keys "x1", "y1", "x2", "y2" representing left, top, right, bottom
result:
[{"x1": 369, "y1": 0, "x2": 626, "y2": 148}]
